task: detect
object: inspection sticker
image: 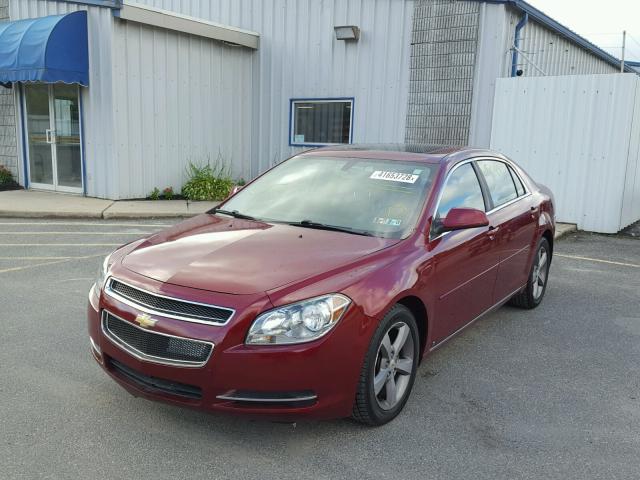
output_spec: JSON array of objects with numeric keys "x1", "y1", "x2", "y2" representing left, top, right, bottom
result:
[{"x1": 370, "y1": 170, "x2": 419, "y2": 184}]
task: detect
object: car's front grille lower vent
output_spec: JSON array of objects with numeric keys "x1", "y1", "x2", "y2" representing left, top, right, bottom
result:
[
  {"x1": 107, "y1": 279, "x2": 234, "y2": 325},
  {"x1": 108, "y1": 358, "x2": 202, "y2": 399},
  {"x1": 102, "y1": 311, "x2": 213, "y2": 367}
]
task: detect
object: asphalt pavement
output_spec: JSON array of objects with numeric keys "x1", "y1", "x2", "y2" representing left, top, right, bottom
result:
[{"x1": 0, "y1": 219, "x2": 638, "y2": 480}]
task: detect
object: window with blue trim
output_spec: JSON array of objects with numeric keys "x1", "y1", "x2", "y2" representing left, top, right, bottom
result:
[{"x1": 290, "y1": 98, "x2": 353, "y2": 146}]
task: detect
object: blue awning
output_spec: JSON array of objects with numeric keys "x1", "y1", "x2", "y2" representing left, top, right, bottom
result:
[{"x1": 0, "y1": 11, "x2": 89, "y2": 86}]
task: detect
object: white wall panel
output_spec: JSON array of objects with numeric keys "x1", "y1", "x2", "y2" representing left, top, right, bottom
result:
[
  {"x1": 111, "y1": 19, "x2": 254, "y2": 198},
  {"x1": 131, "y1": 0, "x2": 414, "y2": 175},
  {"x1": 491, "y1": 73, "x2": 640, "y2": 233},
  {"x1": 471, "y1": 4, "x2": 619, "y2": 148}
]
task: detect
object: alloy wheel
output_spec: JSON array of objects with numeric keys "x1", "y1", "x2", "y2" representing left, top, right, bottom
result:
[
  {"x1": 373, "y1": 321, "x2": 415, "y2": 410},
  {"x1": 532, "y1": 245, "x2": 549, "y2": 300}
]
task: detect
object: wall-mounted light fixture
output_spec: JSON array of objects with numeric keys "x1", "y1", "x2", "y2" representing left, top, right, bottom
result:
[{"x1": 334, "y1": 25, "x2": 360, "y2": 41}]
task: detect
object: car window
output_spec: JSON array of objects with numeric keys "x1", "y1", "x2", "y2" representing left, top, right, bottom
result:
[
  {"x1": 477, "y1": 160, "x2": 518, "y2": 208},
  {"x1": 435, "y1": 163, "x2": 485, "y2": 221},
  {"x1": 509, "y1": 166, "x2": 526, "y2": 196}
]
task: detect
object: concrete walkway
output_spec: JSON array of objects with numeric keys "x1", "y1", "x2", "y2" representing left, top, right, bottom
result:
[{"x1": 0, "y1": 190, "x2": 219, "y2": 219}]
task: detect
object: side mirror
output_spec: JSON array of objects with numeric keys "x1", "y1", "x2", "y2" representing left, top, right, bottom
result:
[{"x1": 438, "y1": 207, "x2": 489, "y2": 234}]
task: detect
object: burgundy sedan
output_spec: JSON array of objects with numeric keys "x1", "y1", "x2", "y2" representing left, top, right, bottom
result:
[{"x1": 88, "y1": 145, "x2": 555, "y2": 425}]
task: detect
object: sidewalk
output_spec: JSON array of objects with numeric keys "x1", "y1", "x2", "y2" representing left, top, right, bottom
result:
[{"x1": 0, "y1": 190, "x2": 219, "y2": 219}]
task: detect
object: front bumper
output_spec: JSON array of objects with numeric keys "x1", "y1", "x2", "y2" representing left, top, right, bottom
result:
[{"x1": 87, "y1": 273, "x2": 373, "y2": 420}]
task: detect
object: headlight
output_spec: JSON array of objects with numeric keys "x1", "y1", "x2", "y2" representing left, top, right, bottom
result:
[
  {"x1": 94, "y1": 253, "x2": 113, "y2": 292},
  {"x1": 246, "y1": 294, "x2": 351, "y2": 345}
]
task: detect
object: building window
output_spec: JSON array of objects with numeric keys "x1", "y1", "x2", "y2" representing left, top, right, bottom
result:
[{"x1": 290, "y1": 98, "x2": 354, "y2": 146}]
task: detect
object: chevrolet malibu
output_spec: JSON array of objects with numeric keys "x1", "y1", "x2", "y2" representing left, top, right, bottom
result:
[{"x1": 88, "y1": 145, "x2": 555, "y2": 425}]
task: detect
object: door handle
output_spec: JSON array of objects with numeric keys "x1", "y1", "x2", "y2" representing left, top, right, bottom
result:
[
  {"x1": 530, "y1": 206, "x2": 539, "y2": 218},
  {"x1": 487, "y1": 225, "x2": 499, "y2": 239}
]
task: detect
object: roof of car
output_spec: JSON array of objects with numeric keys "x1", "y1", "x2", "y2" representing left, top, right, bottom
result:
[{"x1": 299, "y1": 144, "x2": 502, "y2": 164}]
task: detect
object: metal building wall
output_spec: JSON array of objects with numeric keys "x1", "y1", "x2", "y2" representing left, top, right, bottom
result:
[
  {"x1": 490, "y1": 74, "x2": 640, "y2": 233},
  {"x1": 10, "y1": 0, "x2": 117, "y2": 198},
  {"x1": 132, "y1": 0, "x2": 415, "y2": 176},
  {"x1": 505, "y1": 7, "x2": 618, "y2": 78},
  {"x1": 110, "y1": 17, "x2": 255, "y2": 199}
]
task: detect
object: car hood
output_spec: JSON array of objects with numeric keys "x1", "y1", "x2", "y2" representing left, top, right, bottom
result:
[{"x1": 122, "y1": 214, "x2": 398, "y2": 295}]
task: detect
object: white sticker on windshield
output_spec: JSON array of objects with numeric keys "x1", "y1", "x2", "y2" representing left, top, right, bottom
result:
[{"x1": 370, "y1": 170, "x2": 419, "y2": 184}]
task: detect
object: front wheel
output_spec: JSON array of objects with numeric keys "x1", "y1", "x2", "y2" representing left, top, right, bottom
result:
[
  {"x1": 352, "y1": 304, "x2": 419, "y2": 426},
  {"x1": 509, "y1": 237, "x2": 551, "y2": 309}
]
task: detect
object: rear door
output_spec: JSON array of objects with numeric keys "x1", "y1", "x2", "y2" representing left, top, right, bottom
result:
[
  {"x1": 475, "y1": 159, "x2": 537, "y2": 302},
  {"x1": 428, "y1": 162, "x2": 500, "y2": 343}
]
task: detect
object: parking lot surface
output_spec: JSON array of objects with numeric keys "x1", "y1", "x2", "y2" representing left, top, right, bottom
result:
[{"x1": 0, "y1": 220, "x2": 638, "y2": 480}]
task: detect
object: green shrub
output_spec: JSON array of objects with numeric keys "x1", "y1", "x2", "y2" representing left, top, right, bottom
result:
[
  {"x1": 182, "y1": 159, "x2": 234, "y2": 201},
  {"x1": 149, "y1": 187, "x2": 160, "y2": 200},
  {"x1": 163, "y1": 186, "x2": 174, "y2": 200},
  {"x1": 0, "y1": 165, "x2": 14, "y2": 185}
]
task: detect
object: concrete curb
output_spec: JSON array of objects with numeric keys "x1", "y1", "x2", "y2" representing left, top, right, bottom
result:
[
  {"x1": 0, "y1": 190, "x2": 219, "y2": 219},
  {"x1": 554, "y1": 223, "x2": 577, "y2": 240}
]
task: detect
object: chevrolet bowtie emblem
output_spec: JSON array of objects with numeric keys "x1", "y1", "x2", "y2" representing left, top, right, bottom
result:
[{"x1": 134, "y1": 313, "x2": 158, "y2": 329}]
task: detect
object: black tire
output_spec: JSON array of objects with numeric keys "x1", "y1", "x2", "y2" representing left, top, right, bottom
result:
[
  {"x1": 352, "y1": 304, "x2": 420, "y2": 426},
  {"x1": 509, "y1": 237, "x2": 551, "y2": 309}
]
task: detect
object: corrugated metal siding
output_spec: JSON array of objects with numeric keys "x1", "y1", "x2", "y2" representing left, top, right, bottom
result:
[
  {"x1": 132, "y1": 0, "x2": 414, "y2": 175},
  {"x1": 490, "y1": 74, "x2": 640, "y2": 233},
  {"x1": 10, "y1": 0, "x2": 116, "y2": 198},
  {"x1": 621, "y1": 79, "x2": 640, "y2": 228},
  {"x1": 110, "y1": 19, "x2": 254, "y2": 199},
  {"x1": 503, "y1": 6, "x2": 618, "y2": 77}
]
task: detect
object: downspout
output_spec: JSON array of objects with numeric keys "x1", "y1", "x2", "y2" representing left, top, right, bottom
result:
[{"x1": 511, "y1": 12, "x2": 529, "y2": 77}]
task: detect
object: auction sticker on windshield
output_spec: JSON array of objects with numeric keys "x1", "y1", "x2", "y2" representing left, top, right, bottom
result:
[{"x1": 370, "y1": 171, "x2": 419, "y2": 184}]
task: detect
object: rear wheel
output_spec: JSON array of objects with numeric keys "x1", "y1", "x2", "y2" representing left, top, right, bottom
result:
[
  {"x1": 352, "y1": 304, "x2": 419, "y2": 426},
  {"x1": 509, "y1": 237, "x2": 551, "y2": 309}
]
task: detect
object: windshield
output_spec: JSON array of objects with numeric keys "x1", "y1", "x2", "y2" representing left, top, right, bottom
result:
[{"x1": 220, "y1": 156, "x2": 437, "y2": 239}]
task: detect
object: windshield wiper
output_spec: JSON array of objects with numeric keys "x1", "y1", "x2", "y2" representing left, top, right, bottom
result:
[
  {"x1": 211, "y1": 208, "x2": 258, "y2": 221},
  {"x1": 288, "y1": 220, "x2": 374, "y2": 237}
]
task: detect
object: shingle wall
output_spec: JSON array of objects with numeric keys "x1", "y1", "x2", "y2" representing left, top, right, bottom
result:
[
  {"x1": 406, "y1": 0, "x2": 480, "y2": 145},
  {"x1": 0, "y1": 0, "x2": 18, "y2": 179}
]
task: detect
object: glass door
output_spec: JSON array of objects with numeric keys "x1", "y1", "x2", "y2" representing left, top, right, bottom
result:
[
  {"x1": 24, "y1": 84, "x2": 54, "y2": 189},
  {"x1": 24, "y1": 84, "x2": 83, "y2": 193}
]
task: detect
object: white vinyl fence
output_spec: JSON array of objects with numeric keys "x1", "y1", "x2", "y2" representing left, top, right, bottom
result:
[{"x1": 490, "y1": 73, "x2": 640, "y2": 233}]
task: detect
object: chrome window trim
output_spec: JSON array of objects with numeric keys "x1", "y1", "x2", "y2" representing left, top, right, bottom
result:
[
  {"x1": 105, "y1": 277, "x2": 235, "y2": 326},
  {"x1": 429, "y1": 156, "x2": 531, "y2": 242},
  {"x1": 101, "y1": 310, "x2": 214, "y2": 368}
]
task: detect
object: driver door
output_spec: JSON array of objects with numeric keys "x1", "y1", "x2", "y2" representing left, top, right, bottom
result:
[{"x1": 427, "y1": 162, "x2": 500, "y2": 345}]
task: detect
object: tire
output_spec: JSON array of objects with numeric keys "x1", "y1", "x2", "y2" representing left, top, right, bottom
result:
[
  {"x1": 352, "y1": 304, "x2": 420, "y2": 426},
  {"x1": 509, "y1": 237, "x2": 551, "y2": 309}
]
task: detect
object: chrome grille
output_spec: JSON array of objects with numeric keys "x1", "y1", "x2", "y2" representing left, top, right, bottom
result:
[
  {"x1": 106, "y1": 278, "x2": 233, "y2": 325},
  {"x1": 102, "y1": 311, "x2": 213, "y2": 367}
]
